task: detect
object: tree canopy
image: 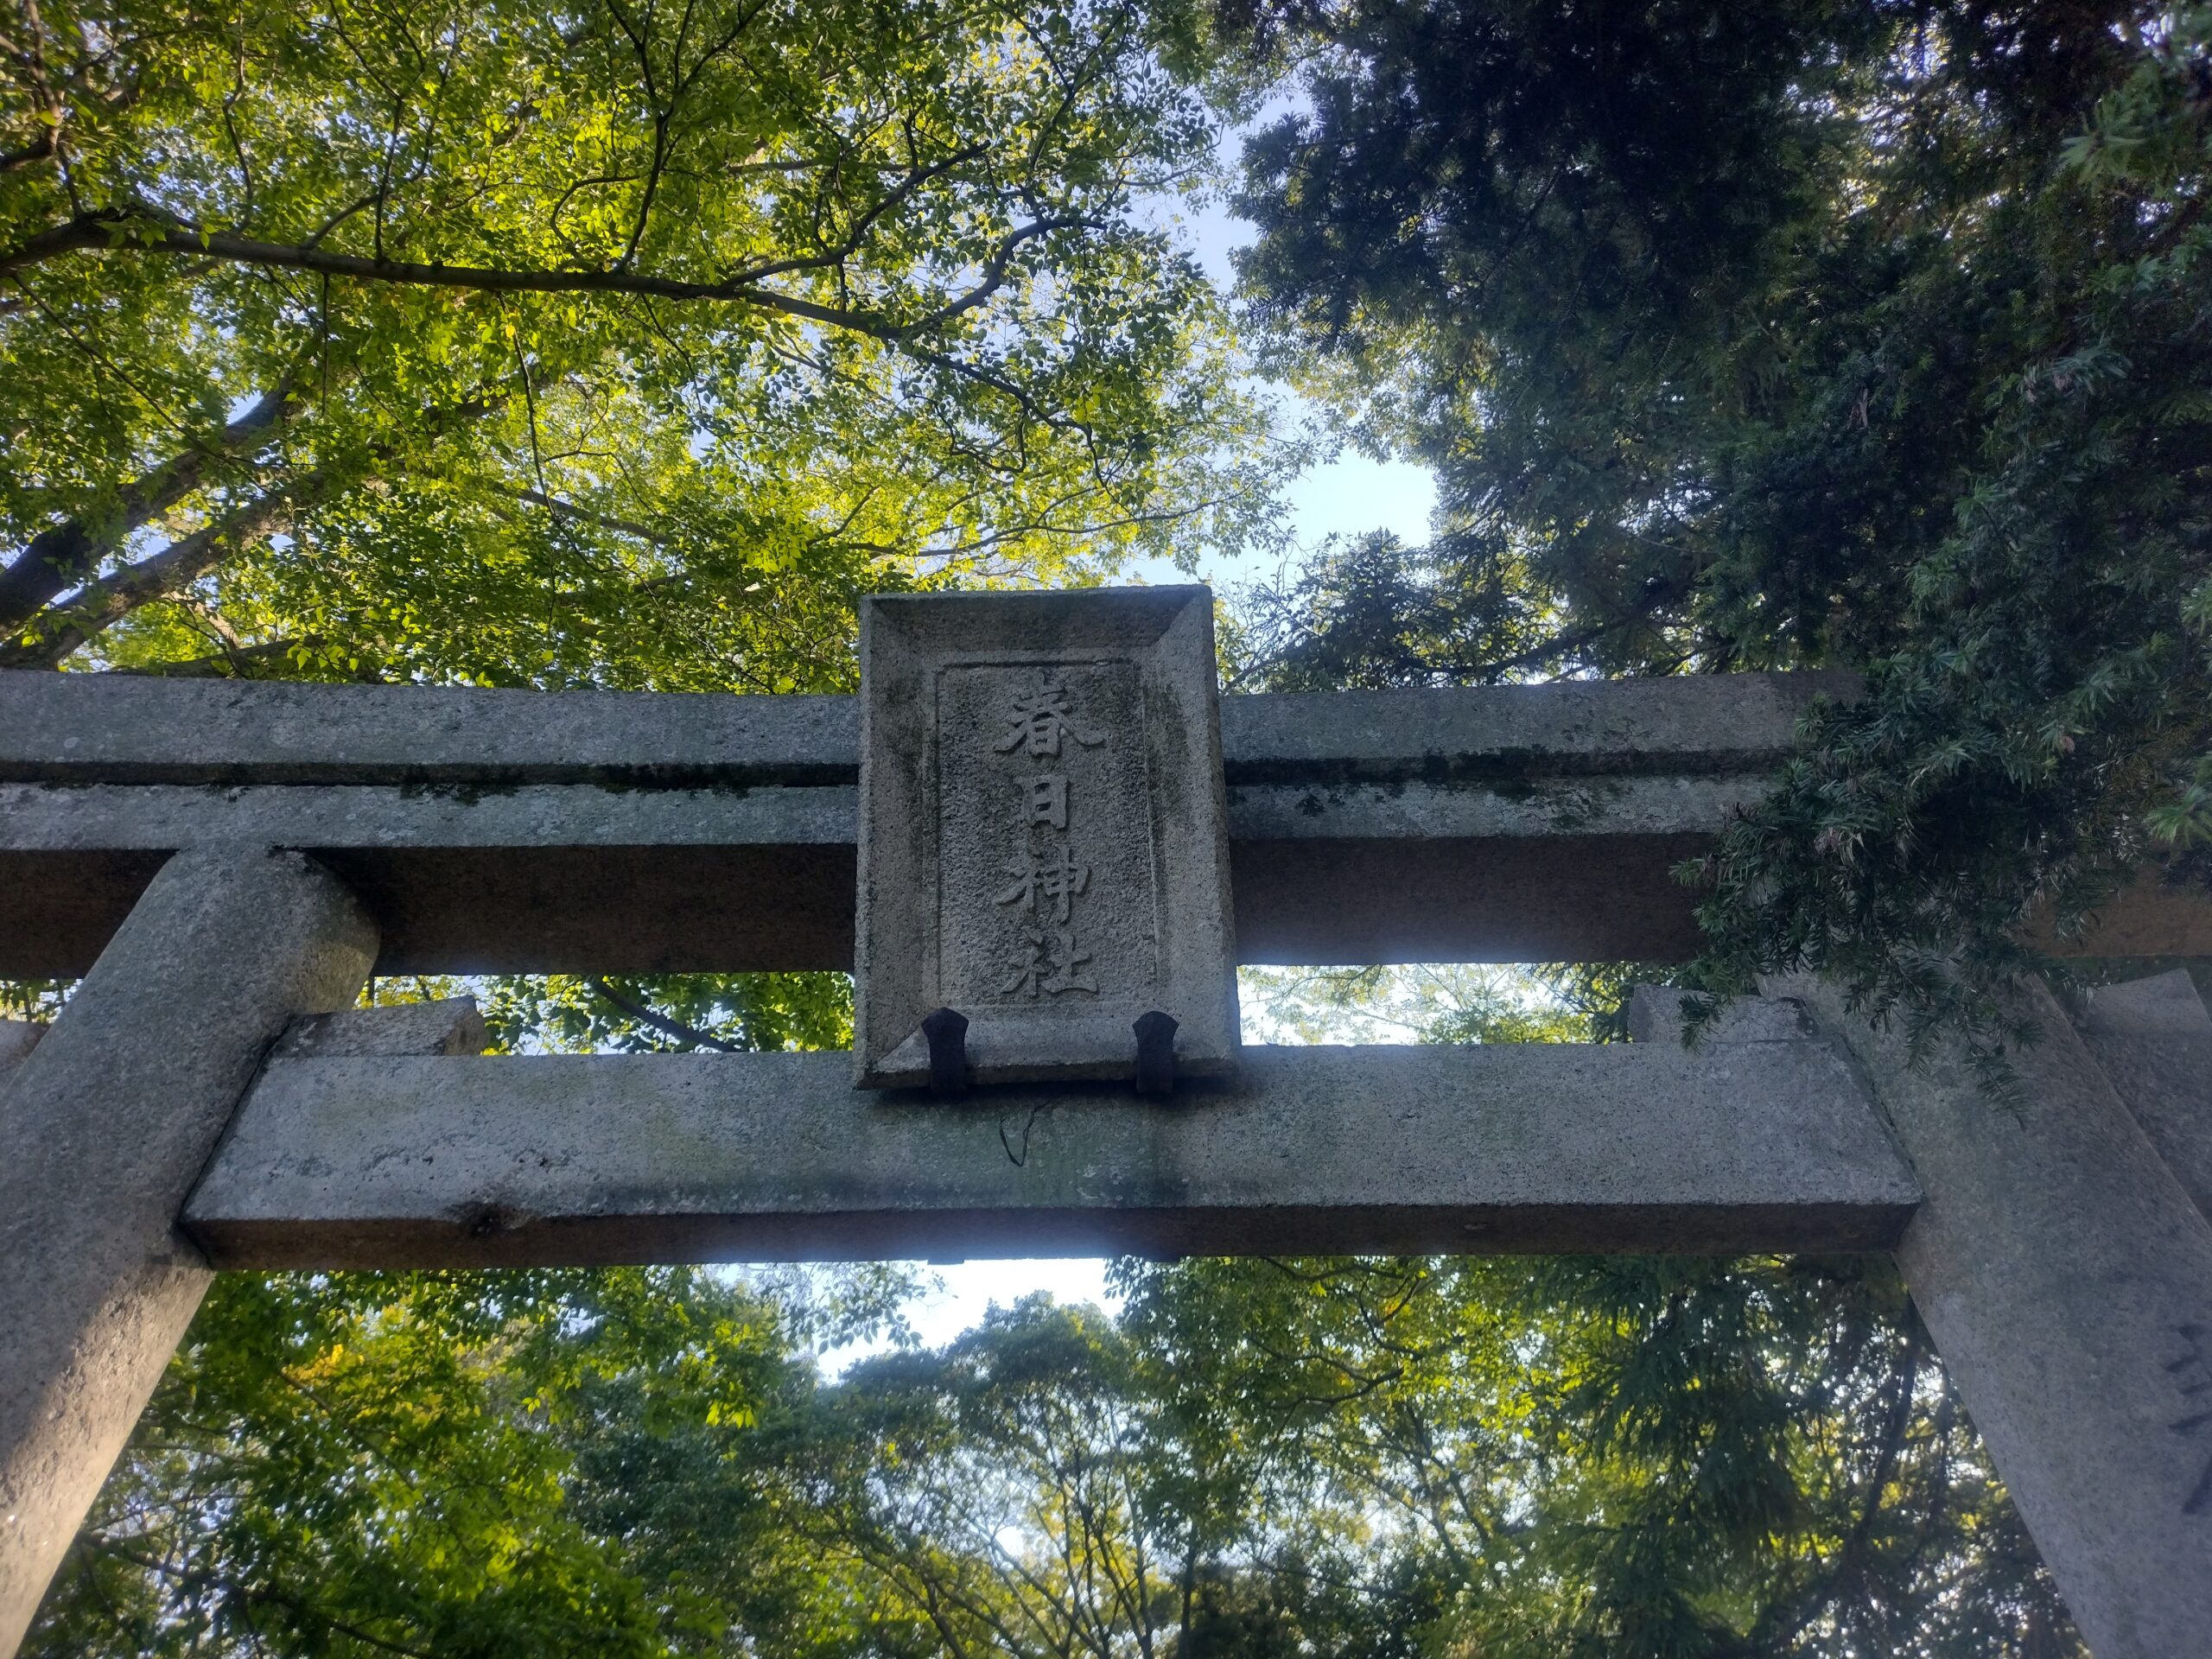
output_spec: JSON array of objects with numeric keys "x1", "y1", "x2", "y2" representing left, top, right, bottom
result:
[
  {"x1": 8, "y1": 0, "x2": 2195, "y2": 1652},
  {"x1": 0, "y1": 0, "x2": 1268, "y2": 689},
  {"x1": 1228, "y1": 0, "x2": 2212, "y2": 1065},
  {"x1": 29, "y1": 1246, "x2": 2079, "y2": 1655}
]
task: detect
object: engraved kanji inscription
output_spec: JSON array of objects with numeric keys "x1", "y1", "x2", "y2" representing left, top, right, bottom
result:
[
  {"x1": 992, "y1": 680, "x2": 1097, "y2": 982},
  {"x1": 1023, "y1": 773, "x2": 1068, "y2": 831},
  {"x1": 994, "y1": 845, "x2": 1092, "y2": 925},
  {"x1": 1000, "y1": 926, "x2": 1098, "y2": 999},
  {"x1": 995, "y1": 677, "x2": 1105, "y2": 758},
  {"x1": 856, "y1": 586, "x2": 1236, "y2": 1088},
  {"x1": 928, "y1": 659, "x2": 1152, "y2": 1017},
  {"x1": 2164, "y1": 1321, "x2": 2212, "y2": 1516}
]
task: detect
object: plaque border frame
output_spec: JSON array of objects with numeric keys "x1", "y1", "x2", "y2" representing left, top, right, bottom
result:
[{"x1": 854, "y1": 587, "x2": 1238, "y2": 1090}]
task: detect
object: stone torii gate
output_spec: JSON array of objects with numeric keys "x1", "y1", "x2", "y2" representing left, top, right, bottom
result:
[{"x1": 3, "y1": 586, "x2": 2209, "y2": 1656}]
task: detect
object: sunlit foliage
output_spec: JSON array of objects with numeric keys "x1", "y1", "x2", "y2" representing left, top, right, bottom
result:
[{"x1": 1, "y1": 0, "x2": 1276, "y2": 687}]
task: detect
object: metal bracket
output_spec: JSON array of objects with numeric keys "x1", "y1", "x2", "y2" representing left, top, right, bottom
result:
[
  {"x1": 1134, "y1": 1010, "x2": 1179, "y2": 1097},
  {"x1": 920, "y1": 1007, "x2": 970, "y2": 1097}
]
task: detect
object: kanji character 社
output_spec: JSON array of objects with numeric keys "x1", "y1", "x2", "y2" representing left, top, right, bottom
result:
[{"x1": 1000, "y1": 926, "x2": 1098, "y2": 998}]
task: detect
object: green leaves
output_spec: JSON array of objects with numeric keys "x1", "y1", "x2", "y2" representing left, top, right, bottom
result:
[
  {"x1": 1113, "y1": 1249, "x2": 2075, "y2": 1659},
  {"x1": 2, "y1": 0, "x2": 1268, "y2": 684},
  {"x1": 1229, "y1": 1, "x2": 2212, "y2": 1064},
  {"x1": 34, "y1": 1269, "x2": 745, "y2": 1657},
  {"x1": 478, "y1": 972, "x2": 854, "y2": 1055}
]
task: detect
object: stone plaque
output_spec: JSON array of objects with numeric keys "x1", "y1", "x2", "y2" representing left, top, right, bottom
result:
[{"x1": 855, "y1": 587, "x2": 1237, "y2": 1089}]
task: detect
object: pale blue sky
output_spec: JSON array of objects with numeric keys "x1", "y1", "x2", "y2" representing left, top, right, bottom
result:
[
  {"x1": 897, "y1": 1256, "x2": 1121, "y2": 1350},
  {"x1": 1122, "y1": 130, "x2": 1438, "y2": 591}
]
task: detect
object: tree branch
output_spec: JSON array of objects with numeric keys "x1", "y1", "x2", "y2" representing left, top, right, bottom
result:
[
  {"x1": 1740, "y1": 1325, "x2": 1925, "y2": 1655},
  {"x1": 2, "y1": 393, "x2": 502, "y2": 664},
  {"x1": 0, "y1": 480, "x2": 306, "y2": 667},
  {"x1": 108, "y1": 635, "x2": 355, "y2": 679},
  {"x1": 77, "y1": 1536, "x2": 439, "y2": 1659},
  {"x1": 588, "y1": 978, "x2": 741, "y2": 1052},
  {"x1": 0, "y1": 365, "x2": 306, "y2": 630},
  {"x1": 501, "y1": 485, "x2": 663, "y2": 543},
  {"x1": 2, "y1": 204, "x2": 1086, "y2": 341},
  {"x1": 0, "y1": 129, "x2": 56, "y2": 174}
]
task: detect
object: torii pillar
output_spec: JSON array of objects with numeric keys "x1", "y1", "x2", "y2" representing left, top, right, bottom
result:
[{"x1": 0, "y1": 848, "x2": 374, "y2": 1650}]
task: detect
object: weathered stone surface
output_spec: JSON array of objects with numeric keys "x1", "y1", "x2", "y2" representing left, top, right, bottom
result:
[
  {"x1": 272, "y1": 997, "x2": 488, "y2": 1059},
  {"x1": 2072, "y1": 969, "x2": 2212, "y2": 1224},
  {"x1": 7, "y1": 667, "x2": 2208, "y2": 978},
  {"x1": 0, "y1": 668, "x2": 853, "y2": 786},
  {"x1": 0, "y1": 779, "x2": 851, "y2": 849},
  {"x1": 0, "y1": 848, "x2": 375, "y2": 1655},
  {"x1": 1784, "y1": 975, "x2": 2212, "y2": 1659},
  {"x1": 182, "y1": 1035, "x2": 1918, "y2": 1268},
  {"x1": 1626, "y1": 985, "x2": 1814, "y2": 1046},
  {"x1": 0, "y1": 1020, "x2": 41, "y2": 1076},
  {"x1": 856, "y1": 588, "x2": 1237, "y2": 1087},
  {"x1": 1217, "y1": 671, "x2": 1859, "y2": 779},
  {"x1": 3, "y1": 665, "x2": 1844, "y2": 785},
  {"x1": 0, "y1": 779, "x2": 1740, "y2": 976},
  {"x1": 0, "y1": 785, "x2": 854, "y2": 977}
]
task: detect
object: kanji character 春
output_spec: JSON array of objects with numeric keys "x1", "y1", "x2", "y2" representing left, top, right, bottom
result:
[{"x1": 995, "y1": 678, "x2": 1104, "y2": 758}]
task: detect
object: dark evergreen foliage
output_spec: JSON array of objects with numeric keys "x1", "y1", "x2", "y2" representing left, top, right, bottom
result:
[{"x1": 1228, "y1": 1, "x2": 2212, "y2": 1069}]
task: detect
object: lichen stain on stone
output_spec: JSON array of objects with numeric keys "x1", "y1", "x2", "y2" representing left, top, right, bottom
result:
[
  {"x1": 397, "y1": 779, "x2": 523, "y2": 807},
  {"x1": 455, "y1": 1198, "x2": 531, "y2": 1237}
]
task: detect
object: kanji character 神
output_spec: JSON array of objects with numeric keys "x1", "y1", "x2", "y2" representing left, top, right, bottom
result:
[{"x1": 994, "y1": 844, "x2": 1090, "y2": 923}]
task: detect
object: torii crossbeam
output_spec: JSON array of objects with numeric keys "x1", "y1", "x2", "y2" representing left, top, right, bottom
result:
[{"x1": 3, "y1": 621, "x2": 2209, "y2": 1656}]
